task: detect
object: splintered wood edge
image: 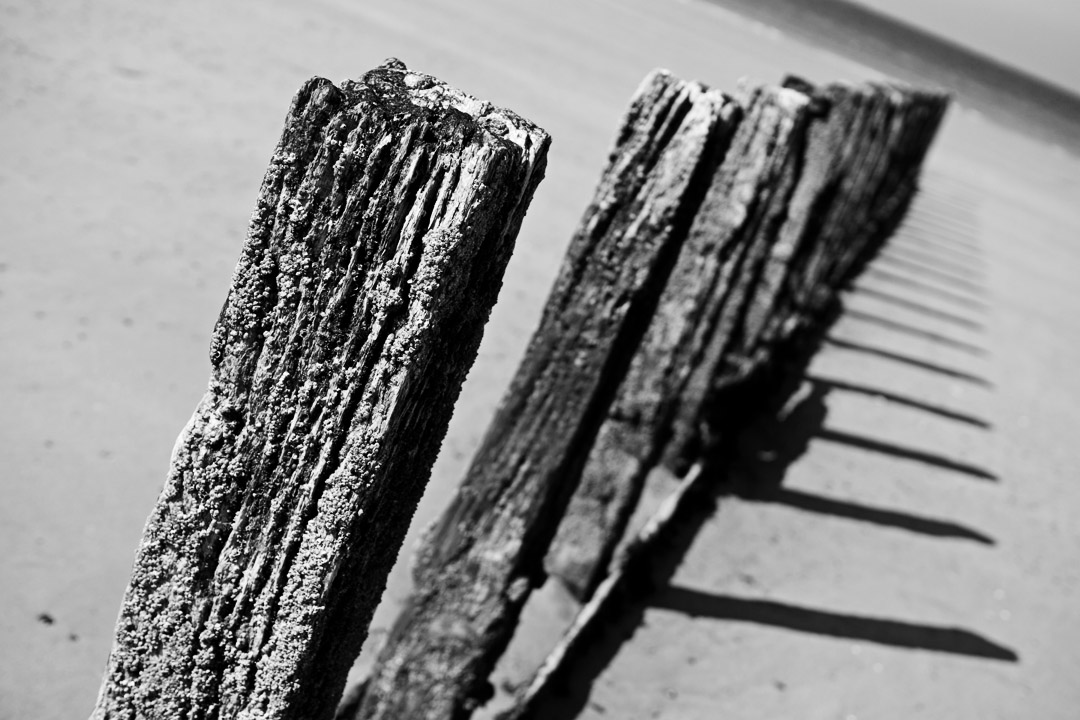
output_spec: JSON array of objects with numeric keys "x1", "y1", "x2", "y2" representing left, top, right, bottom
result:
[
  {"x1": 360, "y1": 58, "x2": 550, "y2": 185},
  {"x1": 505, "y1": 463, "x2": 706, "y2": 719},
  {"x1": 350, "y1": 65, "x2": 735, "y2": 720}
]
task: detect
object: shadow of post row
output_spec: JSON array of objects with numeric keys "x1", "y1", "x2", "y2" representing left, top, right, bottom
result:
[
  {"x1": 848, "y1": 285, "x2": 986, "y2": 331},
  {"x1": 652, "y1": 587, "x2": 1018, "y2": 661}
]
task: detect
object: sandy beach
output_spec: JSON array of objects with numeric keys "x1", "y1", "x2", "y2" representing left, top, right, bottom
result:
[{"x1": 2, "y1": 0, "x2": 1078, "y2": 718}]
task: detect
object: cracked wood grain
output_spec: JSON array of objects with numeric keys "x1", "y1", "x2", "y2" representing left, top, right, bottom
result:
[
  {"x1": 547, "y1": 79, "x2": 949, "y2": 607},
  {"x1": 91, "y1": 59, "x2": 548, "y2": 720},
  {"x1": 351, "y1": 70, "x2": 741, "y2": 720},
  {"x1": 544, "y1": 83, "x2": 812, "y2": 601},
  {"x1": 697, "y1": 78, "x2": 952, "y2": 434}
]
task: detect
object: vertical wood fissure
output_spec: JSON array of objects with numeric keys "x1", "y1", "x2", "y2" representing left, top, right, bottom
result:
[
  {"x1": 353, "y1": 71, "x2": 743, "y2": 720},
  {"x1": 91, "y1": 61, "x2": 549, "y2": 720},
  {"x1": 353, "y1": 70, "x2": 947, "y2": 720}
]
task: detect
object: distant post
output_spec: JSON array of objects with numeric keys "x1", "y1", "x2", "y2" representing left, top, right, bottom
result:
[
  {"x1": 90, "y1": 60, "x2": 548, "y2": 720},
  {"x1": 546, "y1": 78, "x2": 951, "y2": 603}
]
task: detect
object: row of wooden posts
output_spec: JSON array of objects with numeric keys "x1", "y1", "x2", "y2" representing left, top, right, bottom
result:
[{"x1": 90, "y1": 59, "x2": 948, "y2": 720}]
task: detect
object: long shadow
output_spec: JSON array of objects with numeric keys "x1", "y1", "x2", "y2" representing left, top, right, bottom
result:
[
  {"x1": 883, "y1": 244, "x2": 984, "y2": 280},
  {"x1": 893, "y1": 232, "x2": 981, "y2": 262},
  {"x1": 906, "y1": 207, "x2": 981, "y2": 235},
  {"x1": 907, "y1": 196, "x2": 980, "y2": 220},
  {"x1": 767, "y1": 488, "x2": 995, "y2": 544},
  {"x1": 823, "y1": 336, "x2": 991, "y2": 387},
  {"x1": 736, "y1": 382, "x2": 997, "y2": 531},
  {"x1": 879, "y1": 245, "x2": 984, "y2": 282},
  {"x1": 863, "y1": 268, "x2": 988, "y2": 311},
  {"x1": 906, "y1": 208, "x2": 980, "y2": 230},
  {"x1": 849, "y1": 285, "x2": 985, "y2": 331},
  {"x1": 889, "y1": 232, "x2": 984, "y2": 260},
  {"x1": 875, "y1": 253, "x2": 986, "y2": 295},
  {"x1": 900, "y1": 230, "x2": 981, "y2": 259},
  {"x1": 842, "y1": 308, "x2": 988, "y2": 356},
  {"x1": 815, "y1": 428, "x2": 998, "y2": 481},
  {"x1": 651, "y1": 587, "x2": 1018, "y2": 661},
  {"x1": 809, "y1": 375, "x2": 992, "y2": 429},
  {"x1": 889, "y1": 221, "x2": 984, "y2": 246},
  {"x1": 904, "y1": 216, "x2": 981, "y2": 246}
]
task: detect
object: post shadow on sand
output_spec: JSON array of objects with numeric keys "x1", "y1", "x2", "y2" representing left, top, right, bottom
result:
[
  {"x1": 813, "y1": 427, "x2": 998, "y2": 481},
  {"x1": 862, "y1": 267, "x2": 988, "y2": 312},
  {"x1": 732, "y1": 380, "x2": 998, "y2": 518},
  {"x1": 842, "y1": 308, "x2": 988, "y2": 356},
  {"x1": 808, "y1": 375, "x2": 991, "y2": 429},
  {"x1": 892, "y1": 232, "x2": 982, "y2": 263},
  {"x1": 529, "y1": 379, "x2": 1014, "y2": 718},
  {"x1": 881, "y1": 243, "x2": 985, "y2": 281},
  {"x1": 651, "y1": 587, "x2": 1018, "y2": 661},
  {"x1": 875, "y1": 250, "x2": 986, "y2": 294},
  {"x1": 904, "y1": 212, "x2": 982, "y2": 245},
  {"x1": 849, "y1": 285, "x2": 985, "y2": 332},
  {"x1": 902, "y1": 215, "x2": 982, "y2": 244},
  {"x1": 823, "y1": 336, "x2": 992, "y2": 387},
  {"x1": 901, "y1": 226, "x2": 981, "y2": 257}
]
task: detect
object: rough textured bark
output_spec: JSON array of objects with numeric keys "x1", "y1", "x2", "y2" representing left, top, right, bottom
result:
[
  {"x1": 353, "y1": 71, "x2": 741, "y2": 720},
  {"x1": 91, "y1": 59, "x2": 548, "y2": 720}
]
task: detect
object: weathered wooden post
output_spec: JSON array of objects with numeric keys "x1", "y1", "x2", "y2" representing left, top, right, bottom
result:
[
  {"x1": 502, "y1": 77, "x2": 949, "y2": 719},
  {"x1": 543, "y1": 78, "x2": 950, "y2": 604},
  {"x1": 543, "y1": 82, "x2": 812, "y2": 600},
  {"x1": 351, "y1": 70, "x2": 742, "y2": 720},
  {"x1": 91, "y1": 59, "x2": 548, "y2": 720},
  {"x1": 347, "y1": 69, "x2": 948, "y2": 720}
]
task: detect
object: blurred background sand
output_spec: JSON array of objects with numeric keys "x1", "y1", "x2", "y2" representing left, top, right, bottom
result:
[{"x1": 2, "y1": 1, "x2": 1078, "y2": 718}]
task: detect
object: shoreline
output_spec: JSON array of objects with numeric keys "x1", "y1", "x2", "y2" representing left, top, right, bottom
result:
[{"x1": 699, "y1": 0, "x2": 1080, "y2": 155}]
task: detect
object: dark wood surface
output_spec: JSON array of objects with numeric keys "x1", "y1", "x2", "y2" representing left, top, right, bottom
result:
[
  {"x1": 353, "y1": 70, "x2": 741, "y2": 720},
  {"x1": 354, "y1": 73, "x2": 946, "y2": 720},
  {"x1": 91, "y1": 60, "x2": 548, "y2": 720},
  {"x1": 512, "y1": 78, "x2": 949, "y2": 719}
]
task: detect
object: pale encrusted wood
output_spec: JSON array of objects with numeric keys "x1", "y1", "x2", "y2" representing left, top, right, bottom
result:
[{"x1": 91, "y1": 60, "x2": 548, "y2": 720}]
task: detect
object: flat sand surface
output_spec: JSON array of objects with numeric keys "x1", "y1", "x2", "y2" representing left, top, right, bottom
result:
[{"x1": 2, "y1": 1, "x2": 1078, "y2": 718}]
